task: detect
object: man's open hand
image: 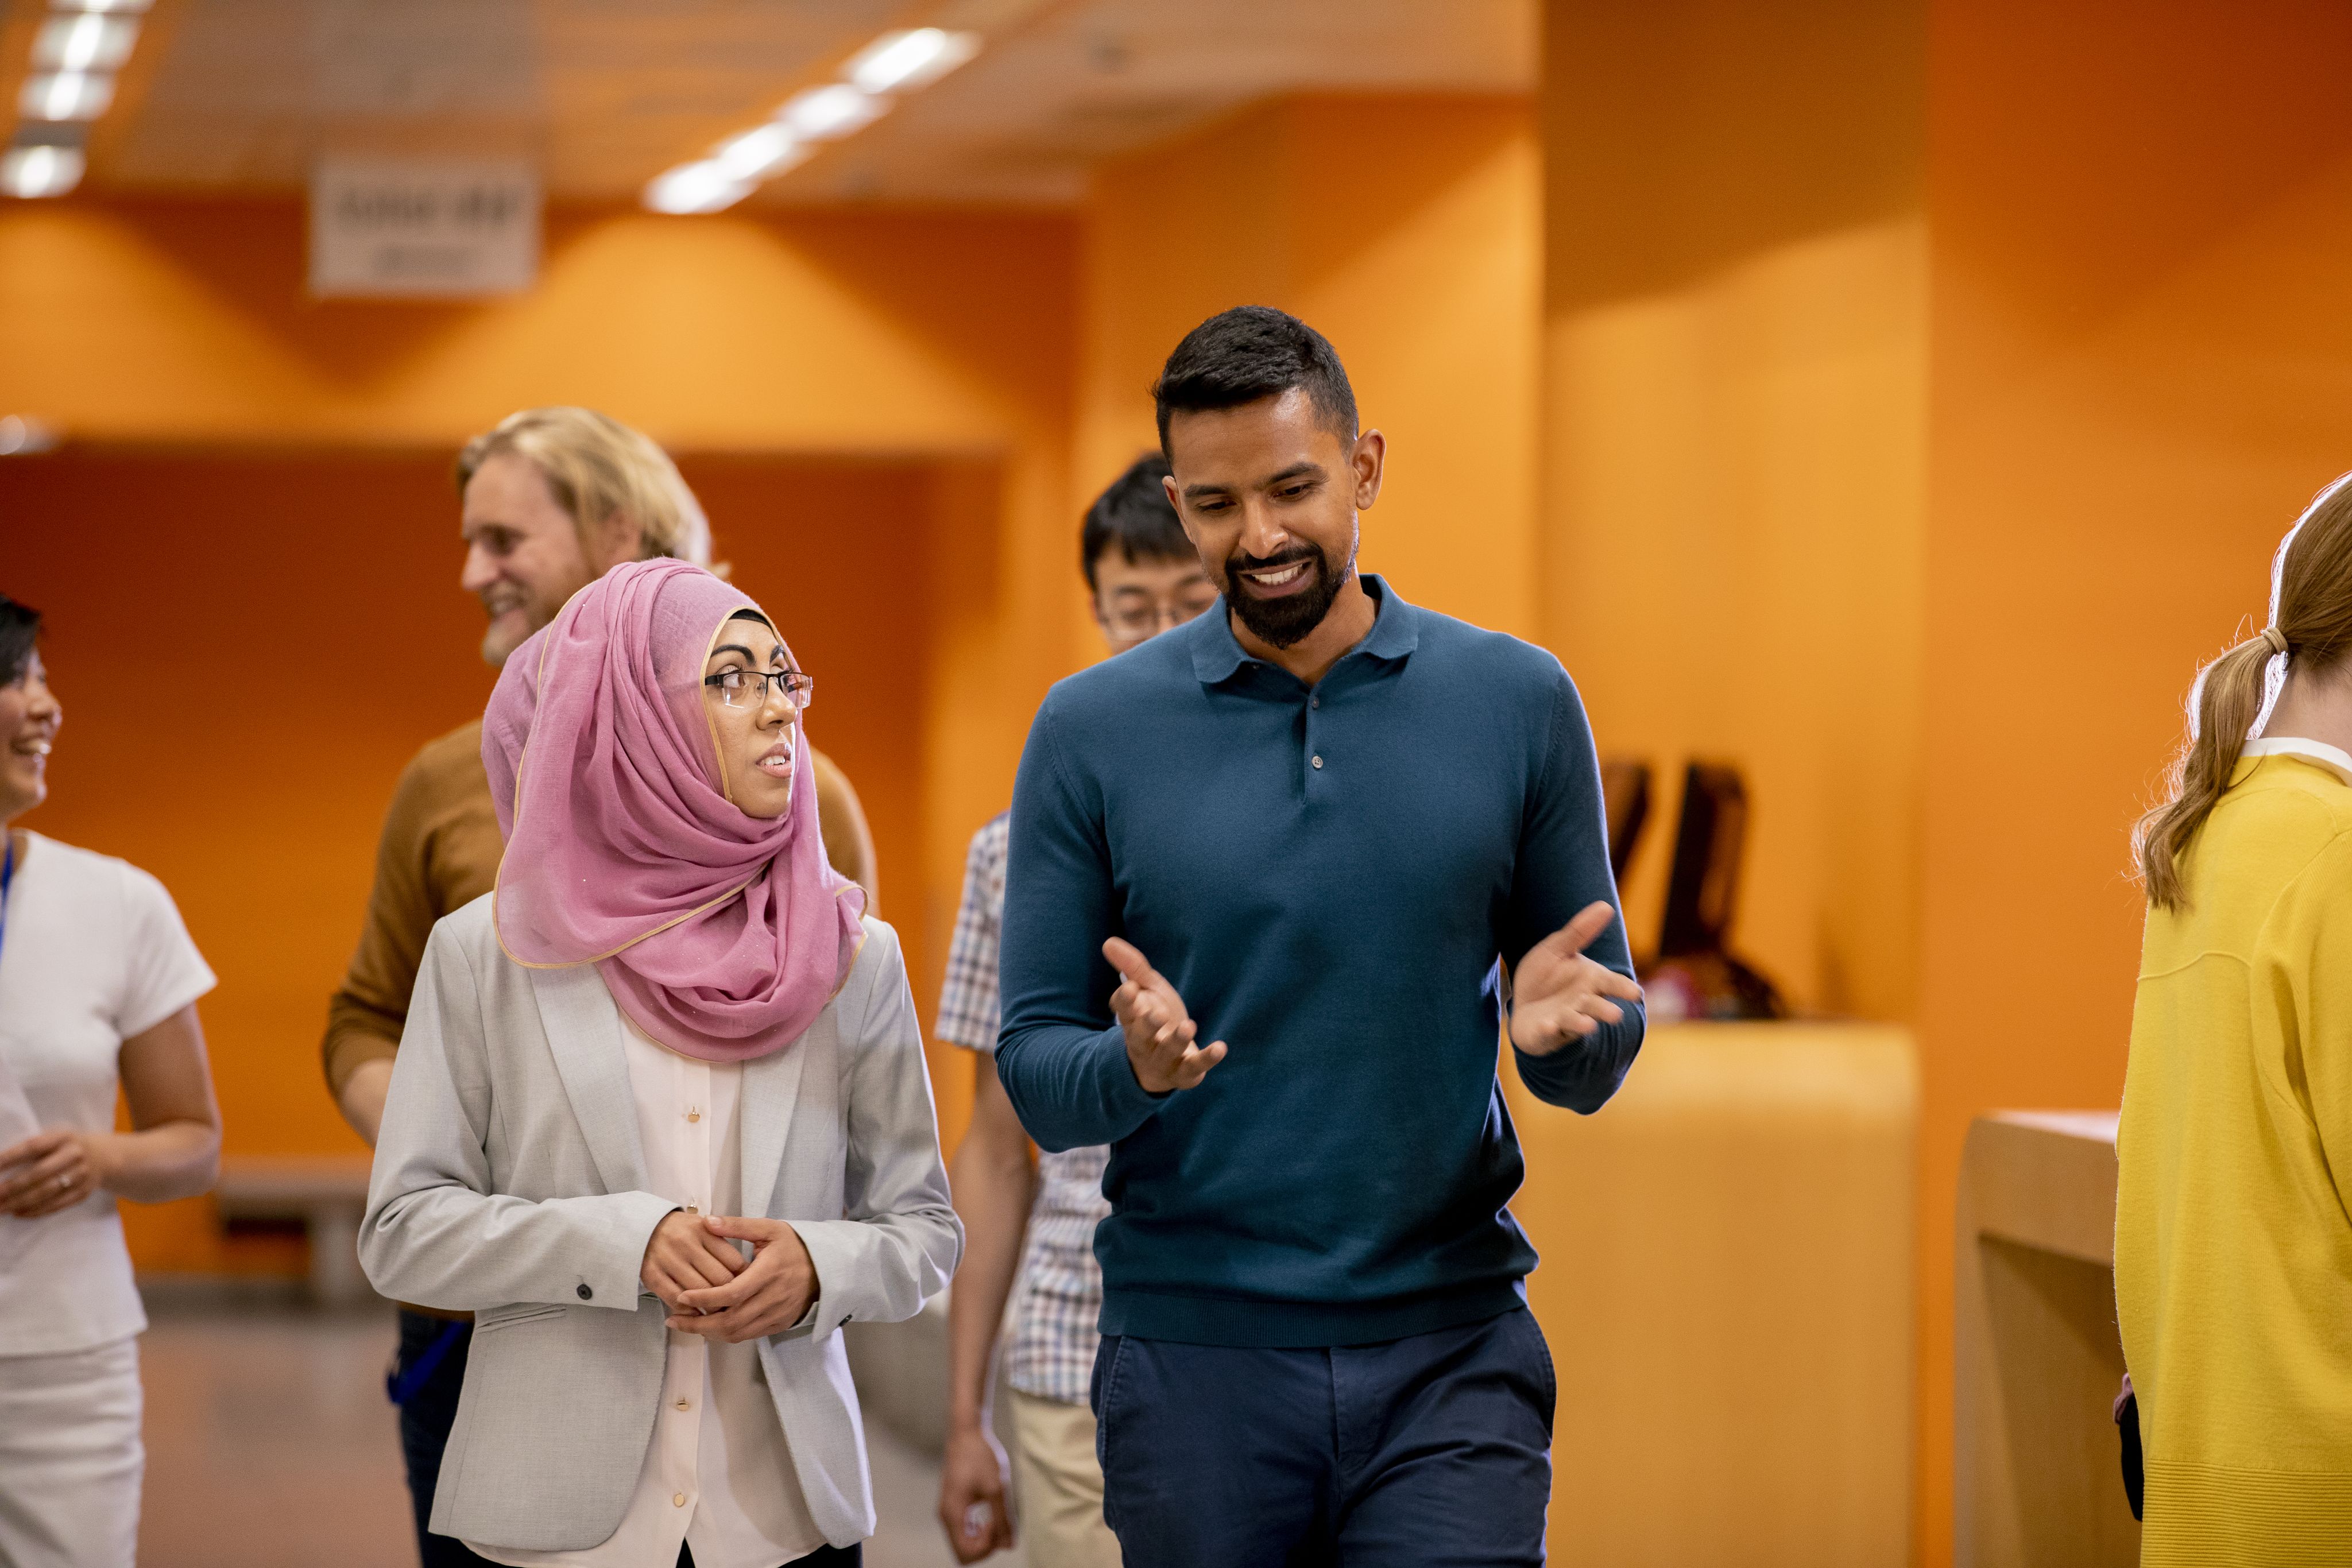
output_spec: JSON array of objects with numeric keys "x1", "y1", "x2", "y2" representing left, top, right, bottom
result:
[
  {"x1": 1104, "y1": 937, "x2": 1226, "y2": 1094},
  {"x1": 1508, "y1": 901, "x2": 1645, "y2": 1057}
]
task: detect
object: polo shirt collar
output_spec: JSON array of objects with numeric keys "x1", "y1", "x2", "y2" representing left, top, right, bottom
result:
[{"x1": 1189, "y1": 572, "x2": 1419, "y2": 686}]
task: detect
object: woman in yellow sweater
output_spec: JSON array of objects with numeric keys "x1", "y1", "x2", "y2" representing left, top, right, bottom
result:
[{"x1": 2122, "y1": 473, "x2": 2352, "y2": 1563}]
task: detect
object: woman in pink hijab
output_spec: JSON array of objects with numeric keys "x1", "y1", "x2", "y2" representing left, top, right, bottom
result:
[{"x1": 361, "y1": 560, "x2": 960, "y2": 1568}]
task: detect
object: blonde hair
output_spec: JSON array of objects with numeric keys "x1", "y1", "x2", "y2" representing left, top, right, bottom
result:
[
  {"x1": 456, "y1": 407, "x2": 714, "y2": 568},
  {"x1": 2136, "y1": 473, "x2": 2352, "y2": 909}
]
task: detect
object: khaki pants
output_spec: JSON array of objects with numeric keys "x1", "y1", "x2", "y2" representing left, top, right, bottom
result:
[{"x1": 1008, "y1": 1388, "x2": 1121, "y2": 1568}]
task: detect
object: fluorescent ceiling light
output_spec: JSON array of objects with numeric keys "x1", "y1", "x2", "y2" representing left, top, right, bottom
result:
[
  {"x1": 781, "y1": 83, "x2": 884, "y2": 141},
  {"x1": 34, "y1": 14, "x2": 137, "y2": 72},
  {"x1": 713, "y1": 123, "x2": 806, "y2": 182},
  {"x1": 1, "y1": 144, "x2": 84, "y2": 199},
  {"x1": 644, "y1": 160, "x2": 752, "y2": 215},
  {"x1": 48, "y1": 0, "x2": 151, "y2": 11},
  {"x1": 846, "y1": 28, "x2": 980, "y2": 95},
  {"x1": 20, "y1": 71, "x2": 114, "y2": 122}
]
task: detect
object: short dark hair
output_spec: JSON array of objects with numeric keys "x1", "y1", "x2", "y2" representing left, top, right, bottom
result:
[
  {"x1": 1081, "y1": 452, "x2": 1193, "y2": 591},
  {"x1": 0, "y1": 595, "x2": 39, "y2": 687},
  {"x1": 1152, "y1": 306, "x2": 1358, "y2": 458}
]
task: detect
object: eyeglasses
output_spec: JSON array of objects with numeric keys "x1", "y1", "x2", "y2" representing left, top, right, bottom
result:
[
  {"x1": 1102, "y1": 597, "x2": 1220, "y2": 640},
  {"x1": 703, "y1": 668, "x2": 814, "y2": 710}
]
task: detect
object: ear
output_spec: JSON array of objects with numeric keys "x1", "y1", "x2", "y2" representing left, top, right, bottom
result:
[
  {"x1": 597, "y1": 508, "x2": 648, "y2": 571},
  {"x1": 1163, "y1": 473, "x2": 1208, "y2": 551},
  {"x1": 1351, "y1": 429, "x2": 1386, "y2": 510}
]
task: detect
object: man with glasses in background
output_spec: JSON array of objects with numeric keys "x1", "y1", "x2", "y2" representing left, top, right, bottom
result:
[
  {"x1": 322, "y1": 406, "x2": 878, "y2": 1568},
  {"x1": 936, "y1": 454, "x2": 1216, "y2": 1568}
]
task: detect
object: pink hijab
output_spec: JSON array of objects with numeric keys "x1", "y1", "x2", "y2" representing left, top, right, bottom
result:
[{"x1": 482, "y1": 558, "x2": 866, "y2": 1063}]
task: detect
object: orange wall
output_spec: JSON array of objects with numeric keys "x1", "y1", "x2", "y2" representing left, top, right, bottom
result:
[
  {"x1": 0, "y1": 196, "x2": 1084, "y2": 1250},
  {"x1": 1541, "y1": 0, "x2": 1928, "y2": 1021},
  {"x1": 1080, "y1": 96, "x2": 1541, "y2": 642},
  {"x1": 1916, "y1": 1, "x2": 2352, "y2": 1558}
]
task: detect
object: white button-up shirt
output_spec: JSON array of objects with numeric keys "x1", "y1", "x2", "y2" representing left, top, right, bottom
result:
[{"x1": 467, "y1": 1015, "x2": 824, "y2": 1568}]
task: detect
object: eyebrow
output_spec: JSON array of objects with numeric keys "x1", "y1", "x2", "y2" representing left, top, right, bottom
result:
[
  {"x1": 1182, "y1": 460, "x2": 1324, "y2": 500},
  {"x1": 706, "y1": 643, "x2": 763, "y2": 664}
]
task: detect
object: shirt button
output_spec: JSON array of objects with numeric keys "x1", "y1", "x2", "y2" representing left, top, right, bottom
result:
[
  {"x1": 672, "y1": 1493, "x2": 686, "y2": 1508},
  {"x1": 576, "y1": 1284, "x2": 593, "y2": 1300},
  {"x1": 1310, "y1": 754, "x2": 1324, "y2": 769},
  {"x1": 686, "y1": 1109, "x2": 701, "y2": 1124},
  {"x1": 676, "y1": 1399, "x2": 691, "y2": 1411},
  {"x1": 1310, "y1": 697, "x2": 1320, "y2": 708}
]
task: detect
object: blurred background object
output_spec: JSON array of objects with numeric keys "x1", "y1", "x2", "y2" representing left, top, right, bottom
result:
[
  {"x1": 1645, "y1": 761, "x2": 1788, "y2": 1023},
  {"x1": 1597, "y1": 755, "x2": 1650, "y2": 885}
]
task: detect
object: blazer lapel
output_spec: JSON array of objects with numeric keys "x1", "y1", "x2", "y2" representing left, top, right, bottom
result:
[
  {"x1": 738, "y1": 1039, "x2": 808, "y2": 1220},
  {"x1": 527, "y1": 965, "x2": 649, "y2": 1198}
]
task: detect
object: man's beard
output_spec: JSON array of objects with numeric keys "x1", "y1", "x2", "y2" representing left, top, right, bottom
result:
[{"x1": 1224, "y1": 541, "x2": 1351, "y2": 648}]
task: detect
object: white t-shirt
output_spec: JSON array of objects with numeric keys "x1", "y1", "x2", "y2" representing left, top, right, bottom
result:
[{"x1": 0, "y1": 831, "x2": 215, "y2": 1357}]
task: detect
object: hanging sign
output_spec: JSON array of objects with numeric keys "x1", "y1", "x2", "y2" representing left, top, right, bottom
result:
[{"x1": 309, "y1": 158, "x2": 540, "y2": 298}]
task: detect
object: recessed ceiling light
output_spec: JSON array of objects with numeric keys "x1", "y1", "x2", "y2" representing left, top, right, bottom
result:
[
  {"x1": 846, "y1": 28, "x2": 980, "y2": 96},
  {"x1": 34, "y1": 13, "x2": 136, "y2": 72},
  {"x1": 781, "y1": 83, "x2": 884, "y2": 141},
  {"x1": 1, "y1": 144, "x2": 84, "y2": 199},
  {"x1": 713, "y1": 124, "x2": 806, "y2": 183},
  {"x1": 644, "y1": 160, "x2": 752, "y2": 215},
  {"x1": 20, "y1": 71, "x2": 114, "y2": 122},
  {"x1": 0, "y1": 415, "x2": 61, "y2": 454}
]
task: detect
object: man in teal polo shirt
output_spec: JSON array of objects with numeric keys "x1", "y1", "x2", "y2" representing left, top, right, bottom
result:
[{"x1": 995, "y1": 305, "x2": 1646, "y2": 1565}]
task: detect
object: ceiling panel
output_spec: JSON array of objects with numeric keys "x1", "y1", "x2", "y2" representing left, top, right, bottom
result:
[{"x1": 66, "y1": 0, "x2": 1532, "y2": 204}]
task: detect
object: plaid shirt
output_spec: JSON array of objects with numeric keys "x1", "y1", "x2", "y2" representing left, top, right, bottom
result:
[{"x1": 937, "y1": 812, "x2": 1111, "y2": 1406}]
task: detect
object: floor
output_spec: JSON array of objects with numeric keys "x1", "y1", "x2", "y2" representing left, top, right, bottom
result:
[{"x1": 135, "y1": 1289, "x2": 1022, "y2": 1568}]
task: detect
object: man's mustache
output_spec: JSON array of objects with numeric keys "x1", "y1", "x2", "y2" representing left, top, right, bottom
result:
[{"x1": 1227, "y1": 544, "x2": 1324, "y2": 575}]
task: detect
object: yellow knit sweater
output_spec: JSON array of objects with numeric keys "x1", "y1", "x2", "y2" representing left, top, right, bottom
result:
[{"x1": 2119, "y1": 747, "x2": 2352, "y2": 1563}]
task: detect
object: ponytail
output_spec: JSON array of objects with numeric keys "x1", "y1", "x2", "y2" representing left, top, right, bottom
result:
[
  {"x1": 2135, "y1": 473, "x2": 2352, "y2": 910},
  {"x1": 2136, "y1": 637, "x2": 2280, "y2": 910}
]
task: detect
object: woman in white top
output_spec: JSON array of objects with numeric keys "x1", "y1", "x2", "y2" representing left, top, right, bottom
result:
[
  {"x1": 362, "y1": 561, "x2": 960, "y2": 1567},
  {"x1": 0, "y1": 594, "x2": 224, "y2": 1568}
]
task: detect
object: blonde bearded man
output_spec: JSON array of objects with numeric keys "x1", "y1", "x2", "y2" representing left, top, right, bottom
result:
[{"x1": 322, "y1": 407, "x2": 877, "y2": 1568}]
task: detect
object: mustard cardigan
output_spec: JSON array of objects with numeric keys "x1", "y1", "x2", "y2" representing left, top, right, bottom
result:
[{"x1": 2119, "y1": 744, "x2": 2352, "y2": 1563}]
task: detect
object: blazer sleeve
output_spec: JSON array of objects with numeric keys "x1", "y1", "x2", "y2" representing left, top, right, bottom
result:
[
  {"x1": 358, "y1": 920, "x2": 676, "y2": 1313},
  {"x1": 791, "y1": 924, "x2": 963, "y2": 1337}
]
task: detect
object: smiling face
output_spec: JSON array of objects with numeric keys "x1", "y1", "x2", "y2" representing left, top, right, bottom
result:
[
  {"x1": 1162, "y1": 387, "x2": 1383, "y2": 651},
  {"x1": 461, "y1": 451, "x2": 645, "y2": 667},
  {"x1": 0, "y1": 649, "x2": 60, "y2": 826},
  {"x1": 699, "y1": 611, "x2": 804, "y2": 820}
]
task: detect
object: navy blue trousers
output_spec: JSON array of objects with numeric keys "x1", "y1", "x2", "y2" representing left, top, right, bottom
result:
[
  {"x1": 393, "y1": 1311, "x2": 497, "y2": 1568},
  {"x1": 1092, "y1": 1307, "x2": 1556, "y2": 1567}
]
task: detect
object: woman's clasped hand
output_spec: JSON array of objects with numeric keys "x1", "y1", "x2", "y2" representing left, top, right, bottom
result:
[
  {"x1": 645, "y1": 1214, "x2": 823, "y2": 1342},
  {"x1": 0, "y1": 1128, "x2": 104, "y2": 1217}
]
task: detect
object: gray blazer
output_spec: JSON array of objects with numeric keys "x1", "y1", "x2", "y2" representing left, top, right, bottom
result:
[{"x1": 359, "y1": 896, "x2": 961, "y2": 1552}]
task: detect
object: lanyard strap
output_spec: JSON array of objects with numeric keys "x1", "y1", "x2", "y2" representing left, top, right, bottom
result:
[
  {"x1": 0, "y1": 834, "x2": 14, "y2": 974},
  {"x1": 386, "y1": 1320, "x2": 469, "y2": 1407}
]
